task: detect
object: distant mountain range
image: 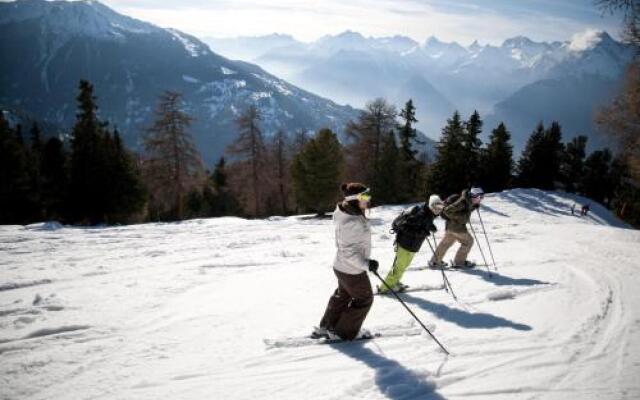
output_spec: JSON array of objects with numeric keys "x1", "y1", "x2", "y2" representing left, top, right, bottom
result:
[
  {"x1": 0, "y1": 0, "x2": 362, "y2": 164},
  {"x1": 206, "y1": 30, "x2": 636, "y2": 151}
]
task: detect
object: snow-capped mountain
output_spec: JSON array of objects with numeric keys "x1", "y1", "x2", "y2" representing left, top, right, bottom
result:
[
  {"x1": 206, "y1": 30, "x2": 635, "y2": 148},
  {"x1": 0, "y1": 0, "x2": 360, "y2": 163}
]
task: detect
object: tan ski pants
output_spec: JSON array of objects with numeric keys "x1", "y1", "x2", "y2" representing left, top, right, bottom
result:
[{"x1": 430, "y1": 230, "x2": 474, "y2": 265}]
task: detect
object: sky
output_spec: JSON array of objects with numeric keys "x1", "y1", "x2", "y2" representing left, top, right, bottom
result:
[
  {"x1": 22, "y1": 0, "x2": 630, "y2": 44},
  {"x1": 98, "y1": 0, "x2": 624, "y2": 44}
]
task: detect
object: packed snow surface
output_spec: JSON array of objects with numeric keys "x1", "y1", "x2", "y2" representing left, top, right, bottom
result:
[{"x1": 1, "y1": 189, "x2": 640, "y2": 399}]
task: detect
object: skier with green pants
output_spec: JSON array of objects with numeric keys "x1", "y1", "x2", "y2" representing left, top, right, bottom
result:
[{"x1": 378, "y1": 195, "x2": 445, "y2": 294}]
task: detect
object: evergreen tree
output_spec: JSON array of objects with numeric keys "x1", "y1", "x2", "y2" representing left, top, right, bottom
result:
[
  {"x1": 462, "y1": 110, "x2": 483, "y2": 186},
  {"x1": 227, "y1": 105, "x2": 266, "y2": 216},
  {"x1": 582, "y1": 148, "x2": 613, "y2": 203},
  {"x1": 428, "y1": 111, "x2": 467, "y2": 197},
  {"x1": 213, "y1": 157, "x2": 227, "y2": 189},
  {"x1": 560, "y1": 135, "x2": 588, "y2": 193},
  {"x1": 397, "y1": 99, "x2": 421, "y2": 202},
  {"x1": 0, "y1": 113, "x2": 32, "y2": 223},
  {"x1": 30, "y1": 123, "x2": 43, "y2": 154},
  {"x1": 376, "y1": 130, "x2": 401, "y2": 204},
  {"x1": 517, "y1": 121, "x2": 564, "y2": 189},
  {"x1": 144, "y1": 91, "x2": 204, "y2": 220},
  {"x1": 542, "y1": 121, "x2": 565, "y2": 188},
  {"x1": 517, "y1": 122, "x2": 546, "y2": 188},
  {"x1": 40, "y1": 137, "x2": 69, "y2": 220},
  {"x1": 272, "y1": 129, "x2": 290, "y2": 214},
  {"x1": 344, "y1": 98, "x2": 397, "y2": 195},
  {"x1": 68, "y1": 80, "x2": 111, "y2": 223},
  {"x1": 480, "y1": 122, "x2": 513, "y2": 193},
  {"x1": 209, "y1": 157, "x2": 240, "y2": 216},
  {"x1": 104, "y1": 129, "x2": 147, "y2": 222},
  {"x1": 291, "y1": 128, "x2": 344, "y2": 216}
]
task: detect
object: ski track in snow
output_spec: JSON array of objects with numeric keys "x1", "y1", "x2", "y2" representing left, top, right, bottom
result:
[{"x1": 1, "y1": 189, "x2": 639, "y2": 399}]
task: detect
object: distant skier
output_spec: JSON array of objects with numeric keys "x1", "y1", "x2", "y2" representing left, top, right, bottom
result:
[
  {"x1": 571, "y1": 203, "x2": 576, "y2": 216},
  {"x1": 312, "y1": 183, "x2": 379, "y2": 341},
  {"x1": 377, "y1": 195, "x2": 444, "y2": 294},
  {"x1": 581, "y1": 203, "x2": 590, "y2": 216},
  {"x1": 429, "y1": 187, "x2": 484, "y2": 269}
]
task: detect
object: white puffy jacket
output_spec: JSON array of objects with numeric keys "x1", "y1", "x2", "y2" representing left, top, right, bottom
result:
[{"x1": 332, "y1": 204, "x2": 371, "y2": 275}]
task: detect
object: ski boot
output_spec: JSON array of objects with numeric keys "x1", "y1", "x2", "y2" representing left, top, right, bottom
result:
[
  {"x1": 451, "y1": 260, "x2": 476, "y2": 269},
  {"x1": 428, "y1": 260, "x2": 448, "y2": 270}
]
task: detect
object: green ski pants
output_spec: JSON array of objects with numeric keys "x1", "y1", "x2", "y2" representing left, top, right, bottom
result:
[{"x1": 380, "y1": 245, "x2": 416, "y2": 293}]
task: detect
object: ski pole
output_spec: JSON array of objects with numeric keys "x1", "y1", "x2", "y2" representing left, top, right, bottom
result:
[
  {"x1": 467, "y1": 222, "x2": 492, "y2": 278},
  {"x1": 425, "y1": 234, "x2": 457, "y2": 301},
  {"x1": 476, "y1": 208, "x2": 497, "y2": 270},
  {"x1": 373, "y1": 270, "x2": 450, "y2": 355}
]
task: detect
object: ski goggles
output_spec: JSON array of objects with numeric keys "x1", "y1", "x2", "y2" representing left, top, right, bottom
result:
[
  {"x1": 470, "y1": 193, "x2": 484, "y2": 200},
  {"x1": 345, "y1": 189, "x2": 371, "y2": 203}
]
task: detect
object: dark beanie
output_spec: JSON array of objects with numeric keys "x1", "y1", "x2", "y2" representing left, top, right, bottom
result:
[{"x1": 341, "y1": 182, "x2": 369, "y2": 197}]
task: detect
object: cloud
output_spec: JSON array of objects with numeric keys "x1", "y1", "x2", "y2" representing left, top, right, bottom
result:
[{"x1": 99, "y1": 0, "x2": 623, "y2": 44}]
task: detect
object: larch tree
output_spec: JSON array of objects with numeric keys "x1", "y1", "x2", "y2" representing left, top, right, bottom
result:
[{"x1": 144, "y1": 91, "x2": 204, "y2": 220}]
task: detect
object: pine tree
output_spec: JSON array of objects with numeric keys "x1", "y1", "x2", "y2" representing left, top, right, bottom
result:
[
  {"x1": 542, "y1": 121, "x2": 565, "y2": 188},
  {"x1": 227, "y1": 105, "x2": 266, "y2": 216},
  {"x1": 345, "y1": 98, "x2": 397, "y2": 195},
  {"x1": 582, "y1": 148, "x2": 613, "y2": 203},
  {"x1": 560, "y1": 135, "x2": 588, "y2": 193},
  {"x1": 480, "y1": 122, "x2": 513, "y2": 193},
  {"x1": 271, "y1": 129, "x2": 290, "y2": 214},
  {"x1": 104, "y1": 128, "x2": 147, "y2": 222},
  {"x1": 462, "y1": 110, "x2": 483, "y2": 186},
  {"x1": 0, "y1": 113, "x2": 32, "y2": 223},
  {"x1": 397, "y1": 99, "x2": 421, "y2": 202},
  {"x1": 209, "y1": 157, "x2": 239, "y2": 216},
  {"x1": 213, "y1": 157, "x2": 227, "y2": 189},
  {"x1": 40, "y1": 137, "x2": 69, "y2": 220},
  {"x1": 428, "y1": 111, "x2": 467, "y2": 197},
  {"x1": 291, "y1": 128, "x2": 344, "y2": 216},
  {"x1": 30, "y1": 123, "x2": 43, "y2": 154},
  {"x1": 68, "y1": 80, "x2": 111, "y2": 224},
  {"x1": 144, "y1": 91, "x2": 204, "y2": 220},
  {"x1": 376, "y1": 130, "x2": 401, "y2": 204},
  {"x1": 517, "y1": 121, "x2": 564, "y2": 190}
]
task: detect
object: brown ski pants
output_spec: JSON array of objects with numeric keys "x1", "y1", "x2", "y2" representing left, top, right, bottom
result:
[{"x1": 319, "y1": 269, "x2": 374, "y2": 340}]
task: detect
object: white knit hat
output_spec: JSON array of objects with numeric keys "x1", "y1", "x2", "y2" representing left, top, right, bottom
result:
[
  {"x1": 428, "y1": 194, "x2": 444, "y2": 211},
  {"x1": 470, "y1": 187, "x2": 485, "y2": 198}
]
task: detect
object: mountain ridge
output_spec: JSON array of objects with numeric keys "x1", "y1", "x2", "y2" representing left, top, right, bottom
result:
[{"x1": 0, "y1": 0, "x2": 363, "y2": 164}]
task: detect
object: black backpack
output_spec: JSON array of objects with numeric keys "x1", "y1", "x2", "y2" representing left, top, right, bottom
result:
[{"x1": 390, "y1": 207, "x2": 418, "y2": 234}]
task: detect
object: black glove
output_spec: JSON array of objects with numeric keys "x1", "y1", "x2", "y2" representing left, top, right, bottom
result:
[
  {"x1": 428, "y1": 223, "x2": 437, "y2": 233},
  {"x1": 368, "y1": 259, "x2": 379, "y2": 273}
]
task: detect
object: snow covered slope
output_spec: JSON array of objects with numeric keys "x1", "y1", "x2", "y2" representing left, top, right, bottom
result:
[{"x1": 1, "y1": 189, "x2": 639, "y2": 399}]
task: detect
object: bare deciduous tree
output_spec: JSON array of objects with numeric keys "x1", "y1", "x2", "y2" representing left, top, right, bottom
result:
[
  {"x1": 226, "y1": 105, "x2": 266, "y2": 216},
  {"x1": 143, "y1": 91, "x2": 204, "y2": 220},
  {"x1": 597, "y1": 62, "x2": 640, "y2": 181}
]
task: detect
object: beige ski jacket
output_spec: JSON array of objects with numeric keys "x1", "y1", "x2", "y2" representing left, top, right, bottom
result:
[{"x1": 332, "y1": 203, "x2": 371, "y2": 275}]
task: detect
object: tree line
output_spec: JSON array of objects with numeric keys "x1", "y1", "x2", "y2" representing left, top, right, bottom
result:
[{"x1": 1, "y1": 76, "x2": 639, "y2": 226}]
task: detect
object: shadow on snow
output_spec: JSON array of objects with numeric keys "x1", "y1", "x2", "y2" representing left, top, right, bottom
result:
[
  {"x1": 460, "y1": 268, "x2": 550, "y2": 287},
  {"x1": 331, "y1": 341, "x2": 447, "y2": 400},
  {"x1": 400, "y1": 294, "x2": 532, "y2": 331}
]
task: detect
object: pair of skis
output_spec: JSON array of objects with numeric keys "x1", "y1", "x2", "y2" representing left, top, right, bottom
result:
[{"x1": 264, "y1": 324, "x2": 427, "y2": 348}]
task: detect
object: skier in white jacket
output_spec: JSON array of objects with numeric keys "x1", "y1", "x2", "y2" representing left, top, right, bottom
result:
[{"x1": 313, "y1": 182, "x2": 379, "y2": 340}]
